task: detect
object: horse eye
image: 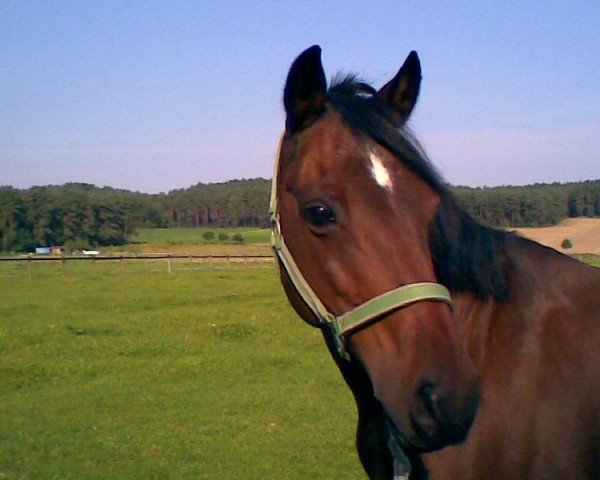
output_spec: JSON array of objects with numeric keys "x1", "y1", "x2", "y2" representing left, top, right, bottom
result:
[{"x1": 303, "y1": 204, "x2": 336, "y2": 228}]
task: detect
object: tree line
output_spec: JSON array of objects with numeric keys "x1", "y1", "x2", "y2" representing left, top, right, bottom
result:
[
  {"x1": 454, "y1": 180, "x2": 600, "y2": 228},
  {"x1": 1, "y1": 178, "x2": 599, "y2": 252},
  {"x1": 0, "y1": 179, "x2": 270, "y2": 252}
]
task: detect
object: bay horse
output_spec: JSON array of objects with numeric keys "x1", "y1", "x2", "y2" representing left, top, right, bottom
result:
[{"x1": 271, "y1": 45, "x2": 600, "y2": 479}]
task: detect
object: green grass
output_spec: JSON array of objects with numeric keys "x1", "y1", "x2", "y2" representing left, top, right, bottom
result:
[
  {"x1": 0, "y1": 265, "x2": 363, "y2": 480},
  {"x1": 3, "y1": 254, "x2": 597, "y2": 480},
  {"x1": 131, "y1": 227, "x2": 270, "y2": 245},
  {"x1": 578, "y1": 254, "x2": 600, "y2": 268}
]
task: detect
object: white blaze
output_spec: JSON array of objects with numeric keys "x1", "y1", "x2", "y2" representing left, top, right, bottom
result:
[{"x1": 369, "y1": 150, "x2": 393, "y2": 191}]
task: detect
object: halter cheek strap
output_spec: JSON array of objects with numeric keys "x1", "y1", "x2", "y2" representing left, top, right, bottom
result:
[{"x1": 270, "y1": 135, "x2": 453, "y2": 361}]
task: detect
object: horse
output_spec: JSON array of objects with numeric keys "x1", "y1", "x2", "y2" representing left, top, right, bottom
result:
[{"x1": 270, "y1": 45, "x2": 600, "y2": 479}]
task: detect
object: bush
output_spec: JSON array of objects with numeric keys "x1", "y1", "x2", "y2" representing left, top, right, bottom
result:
[
  {"x1": 202, "y1": 231, "x2": 215, "y2": 242},
  {"x1": 232, "y1": 233, "x2": 244, "y2": 244},
  {"x1": 561, "y1": 238, "x2": 573, "y2": 249},
  {"x1": 64, "y1": 237, "x2": 90, "y2": 253},
  {"x1": 218, "y1": 232, "x2": 229, "y2": 242}
]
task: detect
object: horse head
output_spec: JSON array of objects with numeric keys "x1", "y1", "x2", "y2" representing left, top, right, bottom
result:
[{"x1": 273, "y1": 46, "x2": 479, "y2": 461}]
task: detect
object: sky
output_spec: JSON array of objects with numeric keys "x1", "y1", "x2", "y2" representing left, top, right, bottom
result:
[{"x1": 1, "y1": 1, "x2": 599, "y2": 193}]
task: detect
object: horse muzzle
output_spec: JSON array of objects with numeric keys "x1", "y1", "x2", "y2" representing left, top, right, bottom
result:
[
  {"x1": 381, "y1": 378, "x2": 479, "y2": 454},
  {"x1": 407, "y1": 380, "x2": 480, "y2": 451},
  {"x1": 349, "y1": 312, "x2": 481, "y2": 453}
]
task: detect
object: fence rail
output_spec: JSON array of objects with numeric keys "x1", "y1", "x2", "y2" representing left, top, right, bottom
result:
[
  {"x1": 0, "y1": 254, "x2": 274, "y2": 262},
  {"x1": 0, "y1": 254, "x2": 275, "y2": 279},
  {"x1": 2, "y1": 253, "x2": 597, "y2": 280}
]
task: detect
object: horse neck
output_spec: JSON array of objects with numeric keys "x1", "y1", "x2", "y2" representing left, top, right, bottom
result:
[{"x1": 451, "y1": 232, "x2": 600, "y2": 372}]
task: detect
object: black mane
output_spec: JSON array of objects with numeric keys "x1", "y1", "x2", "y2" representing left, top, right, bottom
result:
[{"x1": 326, "y1": 77, "x2": 510, "y2": 301}]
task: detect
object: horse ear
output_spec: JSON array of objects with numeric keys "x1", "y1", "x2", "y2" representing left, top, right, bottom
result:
[
  {"x1": 283, "y1": 45, "x2": 327, "y2": 132},
  {"x1": 377, "y1": 51, "x2": 422, "y2": 122}
]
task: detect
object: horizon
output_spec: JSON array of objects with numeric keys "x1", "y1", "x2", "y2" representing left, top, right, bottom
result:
[
  {"x1": 3, "y1": 176, "x2": 600, "y2": 197},
  {"x1": 2, "y1": 2, "x2": 599, "y2": 193}
]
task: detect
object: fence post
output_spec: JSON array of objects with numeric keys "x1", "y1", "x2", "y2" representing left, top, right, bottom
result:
[
  {"x1": 120, "y1": 255, "x2": 124, "y2": 274},
  {"x1": 188, "y1": 255, "x2": 193, "y2": 273},
  {"x1": 27, "y1": 253, "x2": 33, "y2": 280},
  {"x1": 227, "y1": 255, "x2": 230, "y2": 270},
  {"x1": 167, "y1": 255, "x2": 173, "y2": 274},
  {"x1": 61, "y1": 254, "x2": 66, "y2": 276}
]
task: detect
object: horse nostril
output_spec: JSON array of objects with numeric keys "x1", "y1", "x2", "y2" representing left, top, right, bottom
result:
[
  {"x1": 418, "y1": 383, "x2": 443, "y2": 423},
  {"x1": 411, "y1": 381, "x2": 477, "y2": 448}
]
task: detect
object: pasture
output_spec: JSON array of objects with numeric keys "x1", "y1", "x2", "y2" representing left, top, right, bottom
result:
[
  {"x1": 131, "y1": 227, "x2": 271, "y2": 246},
  {"x1": 0, "y1": 265, "x2": 363, "y2": 479},
  {"x1": 2, "y1": 251, "x2": 597, "y2": 480}
]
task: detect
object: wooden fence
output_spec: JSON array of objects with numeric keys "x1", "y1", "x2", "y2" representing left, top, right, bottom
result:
[
  {"x1": 2, "y1": 253, "x2": 596, "y2": 280},
  {"x1": 0, "y1": 254, "x2": 275, "y2": 279}
]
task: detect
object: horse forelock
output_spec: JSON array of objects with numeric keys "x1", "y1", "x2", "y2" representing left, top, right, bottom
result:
[{"x1": 326, "y1": 76, "x2": 447, "y2": 194}]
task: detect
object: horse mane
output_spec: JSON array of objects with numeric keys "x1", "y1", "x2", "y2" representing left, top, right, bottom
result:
[{"x1": 326, "y1": 76, "x2": 510, "y2": 301}]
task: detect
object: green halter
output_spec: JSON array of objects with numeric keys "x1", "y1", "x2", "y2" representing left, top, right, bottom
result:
[{"x1": 270, "y1": 136, "x2": 453, "y2": 361}]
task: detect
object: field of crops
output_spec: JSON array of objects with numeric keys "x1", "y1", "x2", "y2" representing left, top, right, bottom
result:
[{"x1": 0, "y1": 265, "x2": 363, "y2": 480}]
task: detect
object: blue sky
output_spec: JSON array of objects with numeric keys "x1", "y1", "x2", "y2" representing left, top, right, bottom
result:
[{"x1": 1, "y1": 1, "x2": 599, "y2": 193}]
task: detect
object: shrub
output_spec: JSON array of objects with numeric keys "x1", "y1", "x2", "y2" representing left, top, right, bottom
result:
[
  {"x1": 232, "y1": 233, "x2": 244, "y2": 244},
  {"x1": 561, "y1": 238, "x2": 573, "y2": 249},
  {"x1": 218, "y1": 232, "x2": 229, "y2": 242},
  {"x1": 202, "y1": 231, "x2": 215, "y2": 242}
]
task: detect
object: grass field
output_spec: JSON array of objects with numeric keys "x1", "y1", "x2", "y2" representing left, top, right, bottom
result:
[
  {"x1": 129, "y1": 243, "x2": 273, "y2": 257},
  {"x1": 131, "y1": 227, "x2": 271, "y2": 246},
  {"x1": 2, "y1": 252, "x2": 598, "y2": 480},
  {"x1": 580, "y1": 254, "x2": 600, "y2": 268},
  {"x1": 0, "y1": 265, "x2": 363, "y2": 480}
]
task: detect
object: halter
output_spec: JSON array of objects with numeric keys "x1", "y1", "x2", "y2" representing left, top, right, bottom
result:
[{"x1": 270, "y1": 135, "x2": 454, "y2": 361}]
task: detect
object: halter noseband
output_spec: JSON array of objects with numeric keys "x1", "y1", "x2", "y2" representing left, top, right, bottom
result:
[{"x1": 270, "y1": 136, "x2": 453, "y2": 361}]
